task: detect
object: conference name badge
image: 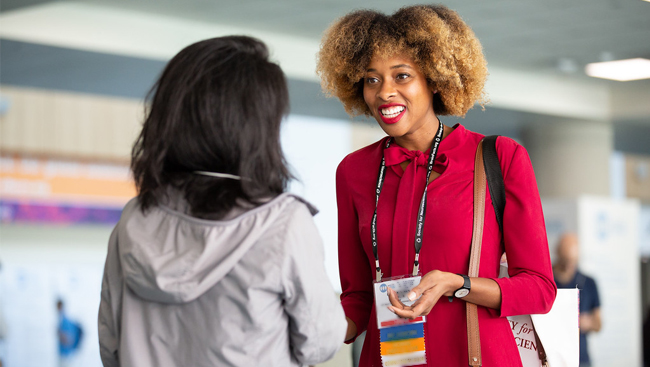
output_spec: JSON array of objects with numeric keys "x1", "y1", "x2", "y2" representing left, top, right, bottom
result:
[{"x1": 373, "y1": 275, "x2": 427, "y2": 367}]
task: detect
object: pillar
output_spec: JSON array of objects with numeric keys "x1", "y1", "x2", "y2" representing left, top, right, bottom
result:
[{"x1": 522, "y1": 118, "x2": 613, "y2": 197}]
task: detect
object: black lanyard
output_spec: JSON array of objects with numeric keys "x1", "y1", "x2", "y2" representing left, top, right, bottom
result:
[{"x1": 371, "y1": 122, "x2": 444, "y2": 282}]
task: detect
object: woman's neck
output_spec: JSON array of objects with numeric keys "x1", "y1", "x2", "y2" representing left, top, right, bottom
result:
[{"x1": 394, "y1": 118, "x2": 447, "y2": 152}]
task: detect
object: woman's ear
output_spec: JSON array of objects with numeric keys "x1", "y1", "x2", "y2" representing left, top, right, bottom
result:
[{"x1": 426, "y1": 79, "x2": 438, "y2": 94}]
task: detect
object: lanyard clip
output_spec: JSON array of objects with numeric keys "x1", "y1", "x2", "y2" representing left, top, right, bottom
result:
[
  {"x1": 375, "y1": 260, "x2": 383, "y2": 282},
  {"x1": 412, "y1": 254, "x2": 420, "y2": 276}
]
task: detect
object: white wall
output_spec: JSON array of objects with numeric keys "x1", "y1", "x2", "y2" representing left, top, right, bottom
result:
[
  {"x1": 282, "y1": 114, "x2": 386, "y2": 292},
  {"x1": 282, "y1": 114, "x2": 353, "y2": 292}
]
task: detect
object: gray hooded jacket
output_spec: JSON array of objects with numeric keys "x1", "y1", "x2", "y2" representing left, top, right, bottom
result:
[{"x1": 98, "y1": 193, "x2": 346, "y2": 367}]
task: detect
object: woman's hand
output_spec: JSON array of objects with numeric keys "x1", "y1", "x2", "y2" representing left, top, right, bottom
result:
[
  {"x1": 387, "y1": 270, "x2": 502, "y2": 319},
  {"x1": 387, "y1": 270, "x2": 462, "y2": 319}
]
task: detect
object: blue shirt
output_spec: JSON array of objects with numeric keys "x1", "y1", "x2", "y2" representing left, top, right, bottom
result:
[
  {"x1": 57, "y1": 313, "x2": 82, "y2": 357},
  {"x1": 555, "y1": 270, "x2": 600, "y2": 366}
]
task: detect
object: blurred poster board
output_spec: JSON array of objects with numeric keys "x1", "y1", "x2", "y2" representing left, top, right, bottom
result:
[
  {"x1": 543, "y1": 196, "x2": 642, "y2": 367},
  {"x1": 0, "y1": 154, "x2": 134, "y2": 225},
  {"x1": 625, "y1": 155, "x2": 650, "y2": 203}
]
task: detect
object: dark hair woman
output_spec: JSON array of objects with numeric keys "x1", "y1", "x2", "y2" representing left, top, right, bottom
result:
[
  {"x1": 317, "y1": 5, "x2": 556, "y2": 367},
  {"x1": 131, "y1": 35, "x2": 291, "y2": 219},
  {"x1": 98, "y1": 35, "x2": 346, "y2": 367}
]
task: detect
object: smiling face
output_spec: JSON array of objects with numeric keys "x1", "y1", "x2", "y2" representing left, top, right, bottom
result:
[{"x1": 363, "y1": 53, "x2": 438, "y2": 142}]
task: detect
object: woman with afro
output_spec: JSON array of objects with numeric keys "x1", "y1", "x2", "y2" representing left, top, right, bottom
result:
[{"x1": 317, "y1": 5, "x2": 556, "y2": 366}]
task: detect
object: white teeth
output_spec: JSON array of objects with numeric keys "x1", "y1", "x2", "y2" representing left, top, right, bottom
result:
[{"x1": 380, "y1": 106, "x2": 405, "y2": 117}]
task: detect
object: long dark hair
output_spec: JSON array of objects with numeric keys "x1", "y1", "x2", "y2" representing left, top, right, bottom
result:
[{"x1": 131, "y1": 36, "x2": 292, "y2": 219}]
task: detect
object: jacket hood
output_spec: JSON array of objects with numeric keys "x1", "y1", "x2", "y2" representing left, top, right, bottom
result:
[{"x1": 116, "y1": 193, "x2": 317, "y2": 304}]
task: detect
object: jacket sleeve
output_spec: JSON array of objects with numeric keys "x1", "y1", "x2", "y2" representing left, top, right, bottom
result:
[
  {"x1": 281, "y1": 203, "x2": 347, "y2": 365},
  {"x1": 336, "y1": 157, "x2": 374, "y2": 342},
  {"x1": 492, "y1": 140, "x2": 557, "y2": 317},
  {"x1": 98, "y1": 227, "x2": 123, "y2": 367}
]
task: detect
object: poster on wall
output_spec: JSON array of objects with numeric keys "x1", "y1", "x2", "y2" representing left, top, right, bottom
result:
[
  {"x1": 0, "y1": 154, "x2": 134, "y2": 225},
  {"x1": 578, "y1": 197, "x2": 642, "y2": 367}
]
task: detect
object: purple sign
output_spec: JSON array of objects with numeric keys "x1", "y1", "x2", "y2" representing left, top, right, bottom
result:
[{"x1": 0, "y1": 200, "x2": 123, "y2": 225}]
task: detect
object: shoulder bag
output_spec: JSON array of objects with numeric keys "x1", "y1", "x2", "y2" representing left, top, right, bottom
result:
[{"x1": 466, "y1": 136, "x2": 579, "y2": 367}]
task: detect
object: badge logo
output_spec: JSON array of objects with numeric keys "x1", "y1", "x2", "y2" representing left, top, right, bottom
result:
[{"x1": 380, "y1": 284, "x2": 388, "y2": 293}]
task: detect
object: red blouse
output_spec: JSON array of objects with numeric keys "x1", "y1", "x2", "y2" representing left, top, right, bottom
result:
[{"x1": 336, "y1": 124, "x2": 556, "y2": 367}]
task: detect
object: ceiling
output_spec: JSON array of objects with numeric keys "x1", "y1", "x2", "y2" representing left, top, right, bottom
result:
[
  {"x1": 0, "y1": 0, "x2": 649, "y2": 154},
  {"x1": 2, "y1": 0, "x2": 649, "y2": 76}
]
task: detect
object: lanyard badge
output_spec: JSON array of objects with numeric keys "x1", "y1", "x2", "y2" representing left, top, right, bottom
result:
[
  {"x1": 370, "y1": 122, "x2": 444, "y2": 367},
  {"x1": 371, "y1": 121, "x2": 444, "y2": 281},
  {"x1": 374, "y1": 275, "x2": 427, "y2": 366}
]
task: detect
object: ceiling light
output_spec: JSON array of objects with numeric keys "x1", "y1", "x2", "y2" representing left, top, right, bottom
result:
[{"x1": 585, "y1": 58, "x2": 650, "y2": 81}]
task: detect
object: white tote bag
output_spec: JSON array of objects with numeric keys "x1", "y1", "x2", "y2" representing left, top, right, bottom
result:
[
  {"x1": 507, "y1": 289, "x2": 580, "y2": 367},
  {"x1": 500, "y1": 260, "x2": 580, "y2": 367}
]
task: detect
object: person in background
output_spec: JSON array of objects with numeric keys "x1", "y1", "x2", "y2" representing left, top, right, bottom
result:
[
  {"x1": 553, "y1": 233, "x2": 602, "y2": 367},
  {"x1": 57, "y1": 299, "x2": 83, "y2": 367},
  {"x1": 98, "y1": 36, "x2": 346, "y2": 367}
]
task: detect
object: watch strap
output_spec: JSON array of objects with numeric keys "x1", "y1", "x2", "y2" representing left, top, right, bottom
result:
[{"x1": 462, "y1": 274, "x2": 471, "y2": 289}]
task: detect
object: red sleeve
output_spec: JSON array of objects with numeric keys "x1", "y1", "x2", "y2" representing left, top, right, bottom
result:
[
  {"x1": 336, "y1": 157, "x2": 374, "y2": 342},
  {"x1": 492, "y1": 139, "x2": 557, "y2": 317}
]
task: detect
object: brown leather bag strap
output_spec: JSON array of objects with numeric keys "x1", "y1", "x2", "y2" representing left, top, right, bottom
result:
[
  {"x1": 467, "y1": 139, "x2": 487, "y2": 366},
  {"x1": 533, "y1": 326, "x2": 549, "y2": 366}
]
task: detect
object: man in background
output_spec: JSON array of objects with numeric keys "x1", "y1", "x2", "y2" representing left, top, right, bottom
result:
[
  {"x1": 56, "y1": 299, "x2": 83, "y2": 367},
  {"x1": 553, "y1": 233, "x2": 602, "y2": 367}
]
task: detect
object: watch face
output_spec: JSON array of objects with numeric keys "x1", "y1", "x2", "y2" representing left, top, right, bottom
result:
[{"x1": 455, "y1": 289, "x2": 470, "y2": 298}]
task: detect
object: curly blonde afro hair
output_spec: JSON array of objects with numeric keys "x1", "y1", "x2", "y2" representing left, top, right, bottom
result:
[{"x1": 316, "y1": 4, "x2": 488, "y2": 117}]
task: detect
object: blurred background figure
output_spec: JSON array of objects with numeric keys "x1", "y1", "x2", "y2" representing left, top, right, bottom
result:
[
  {"x1": 56, "y1": 299, "x2": 83, "y2": 367},
  {"x1": 553, "y1": 233, "x2": 601, "y2": 367}
]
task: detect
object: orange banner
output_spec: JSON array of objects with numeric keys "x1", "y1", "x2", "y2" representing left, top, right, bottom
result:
[{"x1": 0, "y1": 154, "x2": 135, "y2": 206}]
